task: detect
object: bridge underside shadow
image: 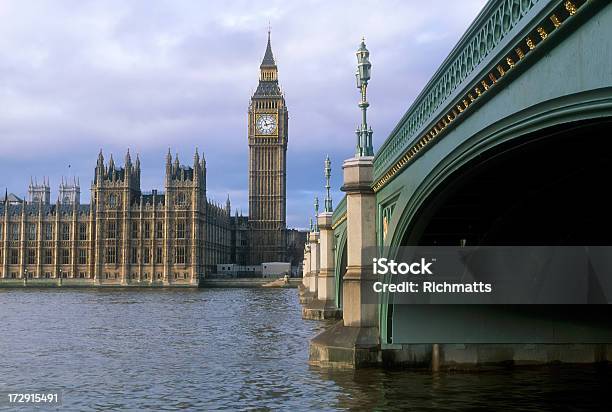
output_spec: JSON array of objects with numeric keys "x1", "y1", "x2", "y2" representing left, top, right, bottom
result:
[
  {"x1": 406, "y1": 118, "x2": 612, "y2": 247},
  {"x1": 388, "y1": 118, "x2": 612, "y2": 366}
]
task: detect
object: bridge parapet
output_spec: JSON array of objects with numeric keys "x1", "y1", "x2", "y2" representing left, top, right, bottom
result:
[
  {"x1": 372, "y1": 0, "x2": 590, "y2": 190},
  {"x1": 331, "y1": 195, "x2": 347, "y2": 232}
]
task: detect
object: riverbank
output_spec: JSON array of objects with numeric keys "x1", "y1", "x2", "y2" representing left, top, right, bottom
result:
[
  {"x1": 200, "y1": 278, "x2": 301, "y2": 288},
  {"x1": 0, "y1": 277, "x2": 301, "y2": 288}
]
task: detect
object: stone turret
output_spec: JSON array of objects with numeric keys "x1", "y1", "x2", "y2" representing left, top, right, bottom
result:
[
  {"x1": 28, "y1": 177, "x2": 50, "y2": 205},
  {"x1": 59, "y1": 177, "x2": 80, "y2": 206}
]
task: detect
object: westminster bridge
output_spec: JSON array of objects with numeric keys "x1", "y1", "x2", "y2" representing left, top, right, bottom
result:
[{"x1": 300, "y1": 0, "x2": 612, "y2": 368}]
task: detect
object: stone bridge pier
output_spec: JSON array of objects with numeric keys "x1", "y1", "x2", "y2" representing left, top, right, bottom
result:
[
  {"x1": 298, "y1": 243, "x2": 313, "y2": 304},
  {"x1": 307, "y1": 155, "x2": 381, "y2": 366},
  {"x1": 302, "y1": 207, "x2": 342, "y2": 320}
]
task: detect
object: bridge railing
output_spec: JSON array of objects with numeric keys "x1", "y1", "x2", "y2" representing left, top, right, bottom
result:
[
  {"x1": 372, "y1": 0, "x2": 555, "y2": 187},
  {"x1": 331, "y1": 195, "x2": 347, "y2": 232}
]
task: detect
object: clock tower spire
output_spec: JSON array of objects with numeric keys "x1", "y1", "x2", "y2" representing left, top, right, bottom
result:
[
  {"x1": 248, "y1": 31, "x2": 288, "y2": 264},
  {"x1": 254, "y1": 31, "x2": 281, "y2": 97},
  {"x1": 259, "y1": 30, "x2": 278, "y2": 82}
]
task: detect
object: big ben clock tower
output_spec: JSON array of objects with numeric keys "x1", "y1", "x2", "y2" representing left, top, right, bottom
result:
[{"x1": 248, "y1": 31, "x2": 288, "y2": 264}]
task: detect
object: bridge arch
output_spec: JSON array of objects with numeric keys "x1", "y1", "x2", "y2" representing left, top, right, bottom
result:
[
  {"x1": 334, "y1": 229, "x2": 347, "y2": 309},
  {"x1": 388, "y1": 90, "x2": 612, "y2": 250},
  {"x1": 382, "y1": 94, "x2": 612, "y2": 344}
]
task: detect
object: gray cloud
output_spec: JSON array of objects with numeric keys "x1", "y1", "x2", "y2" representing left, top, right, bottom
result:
[{"x1": 0, "y1": 0, "x2": 487, "y2": 228}]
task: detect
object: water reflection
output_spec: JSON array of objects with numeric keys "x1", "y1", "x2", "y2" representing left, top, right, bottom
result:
[
  {"x1": 312, "y1": 365, "x2": 612, "y2": 411},
  {"x1": 0, "y1": 288, "x2": 609, "y2": 411}
]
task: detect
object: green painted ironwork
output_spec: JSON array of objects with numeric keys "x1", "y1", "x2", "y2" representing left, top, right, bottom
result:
[
  {"x1": 373, "y1": 0, "x2": 553, "y2": 182},
  {"x1": 332, "y1": 195, "x2": 346, "y2": 226},
  {"x1": 332, "y1": 195, "x2": 347, "y2": 308},
  {"x1": 333, "y1": 226, "x2": 347, "y2": 309},
  {"x1": 373, "y1": 0, "x2": 611, "y2": 344},
  {"x1": 324, "y1": 155, "x2": 333, "y2": 213},
  {"x1": 355, "y1": 39, "x2": 374, "y2": 157}
]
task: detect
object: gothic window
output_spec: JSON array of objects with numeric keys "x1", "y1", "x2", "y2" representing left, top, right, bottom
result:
[
  {"x1": 155, "y1": 247, "x2": 163, "y2": 264},
  {"x1": 175, "y1": 193, "x2": 186, "y2": 207},
  {"x1": 144, "y1": 222, "x2": 151, "y2": 239},
  {"x1": 131, "y1": 222, "x2": 138, "y2": 239},
  {"x1": 61, "y1": 223, "x2": 70, "y2": 241},
  {"x1": 10, "y1": 224, "x2": 19, "y2": 240},
  {"x1": 27, "y1": 249, "x2": 36, "y2": 265},
  {"x1": 106, "y1": 221, "x2": 117, "y2": 239},
  {"x1": 79, "y1": 223, "x2": 87, "y2": 240},
  {"x1": 61, "y1": 249, "x2": 70, "y2": 265},
  {"x1": 78, "y1": 249, "x2": 87, "y2": 265},
  {"x1": 27, "y1": 223, "x2": 36, "y2": 240},
  {"x1": 44, "y1": 249, "x2": 53, "y2": 265},
  {"x1": 0, "y1": 223, "x2": 3, "y2": 240},
  {"x1": 175, "y1": 247, "x2": 185, "y2": 264},
  {"x1": 105, "y1": 247, "x2": 116, "y2": 264},
  {"x1": 131, "y1": 247, "x2": 138, "y2": 264},
  {"x1": 143, "y1": 247, "x2": 150, "y2": 264},
  {"x1": 108, "y1": 194, "x2": 118, "y2": 208},
  {"x1": 44, "y1": 223, "x2": 53, "y2": 240},
  {"x1": 155, "y1": 222, "x2": 163, "y2": 238},
  {"x1": 176, "y1": 221, "x2": 186, "y2": 239}
]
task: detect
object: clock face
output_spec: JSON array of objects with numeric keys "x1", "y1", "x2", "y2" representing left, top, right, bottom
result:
[{"x1": 256, "y1": 114, "x2": 277, "y2": 135}]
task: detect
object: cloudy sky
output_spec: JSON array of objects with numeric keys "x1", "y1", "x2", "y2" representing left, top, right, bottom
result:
[{"x1": 0, "y1": 0, "x2": 487, "y2": 228}]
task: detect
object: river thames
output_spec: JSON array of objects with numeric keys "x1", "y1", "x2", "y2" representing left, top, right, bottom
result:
[{"x1": 0, "y1": 288, "x2": 610, "y2": 411}]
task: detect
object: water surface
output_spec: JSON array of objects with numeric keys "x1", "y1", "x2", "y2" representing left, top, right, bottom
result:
[{"x1": 0, "y1": 288, "x2": 610, "y2": 410}]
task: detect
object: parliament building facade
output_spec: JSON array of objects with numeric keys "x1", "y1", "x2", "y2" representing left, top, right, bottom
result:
[{"x1": 0, "y1": 34, "x2": 304, "y2": 286}]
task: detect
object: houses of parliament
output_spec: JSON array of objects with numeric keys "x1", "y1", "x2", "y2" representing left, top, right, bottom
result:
[{"x1": 0, "y1": 33, "x2": 303, "y2": 286}]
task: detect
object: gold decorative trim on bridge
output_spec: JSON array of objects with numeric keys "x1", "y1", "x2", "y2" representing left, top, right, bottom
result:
[
  {"x1": 372, "y1": 0, "x2": 584, "y2": 193},
  {"x1": 331, "y1": 213, "x2": 347, "y2": 230}
]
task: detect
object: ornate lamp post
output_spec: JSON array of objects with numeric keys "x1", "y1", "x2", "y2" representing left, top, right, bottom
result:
[
  {"x1": 355, "y1": 38, "x2": 373, "y2": 157},
  {"x1": 324, "y1": 156, "x2": 333, "y2": 213},
  {"x1": 313, "y1": 196, "x2": 319, "y2": 232}
]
